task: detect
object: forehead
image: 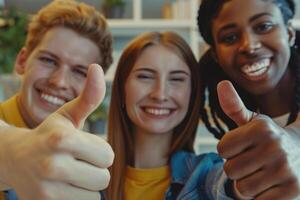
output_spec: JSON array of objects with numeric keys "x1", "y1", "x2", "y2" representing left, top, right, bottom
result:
[
  {"x1": 34, "y1": 27, "x2": 101, "y2": 64},
  {"x1": 132, "y1": 44, "x2": 190, "y2": 72},
  {"x1": 212, "y1": 0, "x2": 282, "y2": 29}
]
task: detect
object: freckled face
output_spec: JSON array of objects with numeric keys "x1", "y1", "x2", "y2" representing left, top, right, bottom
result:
[
  {"x1": 125, "y1": 45, "x2": 191, "y2": 135},
  {"x1": 212, "y1": 0, "x2": 294, "y2": 95}
]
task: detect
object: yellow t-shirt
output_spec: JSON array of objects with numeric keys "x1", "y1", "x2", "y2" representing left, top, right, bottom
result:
[
  {"x1": 0, "y1": 95, "x2": 27, "y2": 200},
  {"x1": 0, "y1": 95, "x2": 27, "y2": 128},
  {"x1": 124, "y1": 165, "x2": 171, "y2": 200}
]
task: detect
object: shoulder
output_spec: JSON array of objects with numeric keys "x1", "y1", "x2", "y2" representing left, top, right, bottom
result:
[
  {"x1": 0, "y1": 96, "x2": 14, "y2": 122},
  {"x1": 0, "y1": 97, "x2": 11, "y2": 121}
]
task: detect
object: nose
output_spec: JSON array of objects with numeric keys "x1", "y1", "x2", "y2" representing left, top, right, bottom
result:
[
  {"x1": 48, "y1": 66, "x2": 69, "y2": 89},
  {"x1": 239, "y1": 32, "x2": 262, "y2": 55},
  {"x1": 149, "y1": 79, "x2": 168, "y2": 102}
]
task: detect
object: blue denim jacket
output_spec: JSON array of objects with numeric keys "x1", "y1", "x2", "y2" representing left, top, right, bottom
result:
[
  {"x1": 4, "y1": 151, "x2": 232, "y2": 200},
  {"x1": 165, "y1": 151, "x2": 232, "y2": 200}
]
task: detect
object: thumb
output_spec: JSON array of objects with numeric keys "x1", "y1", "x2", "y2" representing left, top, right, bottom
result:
[
  {"x1": 217, "y1": 80, "x2": 254, "y2": 126},
  {"x1": 56, "y1": 64, "x2": 106, "y2": 128}
]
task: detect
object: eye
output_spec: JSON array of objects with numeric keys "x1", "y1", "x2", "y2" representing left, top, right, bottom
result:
[
  {"x1": 73, "y1": 68, "x2": 87, "y2": 78},
  {"x1": 39, "y1": 56, "x2": 58, "y2": 66},
  {"x1": 219, "y1": 33, "x2": 239, "y2": 45},
  {"x1": 170, "y1": 77, "x2": 186, "y2": 82},
  {"x1": 254, "y1": 22, "x2": 275, "y2": 33},
  {"x1": 136, "y1": 73, "x2": 153, "y2": 80}
]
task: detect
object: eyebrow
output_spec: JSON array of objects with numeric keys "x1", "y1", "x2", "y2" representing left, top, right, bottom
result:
[
  {"x1": 133, "y1": 68, "x2": 190, "y2": 76},
  {"x1": 38, "y1": 50, "x2": 88, "y2": 71},
  {"x1": 218, "y1": 13, "x2": 273, "y2": 32},
  {"x1": 38, "y1": 50, "x2": 60, "y2": 60}
]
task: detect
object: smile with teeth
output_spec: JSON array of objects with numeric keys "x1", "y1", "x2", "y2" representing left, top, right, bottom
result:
[
  {"x1": 241, "y1": 58, "x2": 270, "y2": 77},
  {"x1": 41, "y1": 93, "x2": 66, "y2": 106},
  {"x1": 144, "y1": 108, "x2": 172, "y2": 116}
]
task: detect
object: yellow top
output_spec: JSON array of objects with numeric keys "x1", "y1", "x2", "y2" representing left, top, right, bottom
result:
[
  {"x1": 0, "y1": 95, "x2": 27, "y2": 200},
  {"x1": 0, "y1": 95, "x2": 27, "y2": 128},
  {"x1": 124, "y1": 165, "x2": 171, "y2": 200},
  {"x1": 0, "y1": 192, "x2": 4, "y2": 200}
]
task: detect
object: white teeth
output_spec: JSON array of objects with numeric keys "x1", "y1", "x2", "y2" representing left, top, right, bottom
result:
[
  {"x1": 41, "y1": 93, "x2": 66, "y2": 106},
  {"x1": 144, "y1": 108, "x2": 171, "y2": 116},
  {"x1": 242, "y1": 58, "x2": 270, "y2": 77}
]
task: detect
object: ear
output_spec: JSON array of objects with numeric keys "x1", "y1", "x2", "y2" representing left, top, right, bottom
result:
[
  {"x1": 14, "y1": 48, "x2": 28, "y2": 75},
  {"x1": 287, "y1": 21, "x2": 296, "y2": 47}
]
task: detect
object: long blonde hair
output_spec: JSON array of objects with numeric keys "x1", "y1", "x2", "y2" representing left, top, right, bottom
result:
[
  {"x1": 106, "y1": 32, "x2": 202, "y2": 200},
  {"x1": 25, "y1": 0, "x2": 113, "y2": 72}
]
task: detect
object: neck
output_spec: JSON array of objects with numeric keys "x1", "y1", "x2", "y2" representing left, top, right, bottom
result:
[
  {"x1": 133, "y1": 129, "x2": 172, "y2": 169},
  {"x1": 254, "y1": 70, "x2": 295, "y2": 117}
]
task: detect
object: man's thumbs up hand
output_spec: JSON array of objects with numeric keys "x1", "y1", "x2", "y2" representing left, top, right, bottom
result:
[
  {"x1": 217, "y1": 80, "x2": 299, "y2": 200},
  {"x1": 1, "y1": 64, "x2": 114, "y2": 200}
]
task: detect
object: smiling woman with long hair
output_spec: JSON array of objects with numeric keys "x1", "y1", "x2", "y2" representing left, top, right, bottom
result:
[{"x1": 105, "y1": 31, "x2": 229, "y2": 200}]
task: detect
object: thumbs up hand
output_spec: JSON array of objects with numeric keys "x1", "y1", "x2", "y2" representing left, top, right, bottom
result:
[
  {"x1": 217, "y1": 80, "x2": 300, "y2": 200},
  {"x1": 0, "y1": 64, "x2": 114, "y2": 200}
]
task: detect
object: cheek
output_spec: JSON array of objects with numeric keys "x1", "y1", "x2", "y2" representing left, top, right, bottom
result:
[
  {"x1": 22, "y1": 67, "x2": 47, "y2": 87},
  {"x1": 24, "y1": 63, "x2": 56, "y2": 86},
  {"x1": 176, "y1": 87, "x2": 191, "y2": 111},
  {"x1": 274, "y1": 39, "x2": 291, "y2": 60},
  {"x1": 216, "y1": 48, "x2": 235, "y2": 69},
  {"x1": 125, "y1": 89, "x2": 141, "y2": 108},
  {"x1": 73, "y1": 79, "x2": 86, "y2": 96}
]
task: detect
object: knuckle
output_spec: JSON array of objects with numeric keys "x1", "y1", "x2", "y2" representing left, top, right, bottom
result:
[
  {"x1": 285, "y1": 179, "x2": 300, "y2": 199},
  {"x1": 223, "y1": 161, "x2": 236, "y2": 179},
  {"x1": 216, "y1": 143, "x2": 225, "y2": 157},
  {"x1": 264, "y1": 140, "x2": 285, "y2": 159},
  {"x1": 37, "y1": 158, "x2": 55, "y2": 178},
  {"x1": 255, "y1": 120, "x2": 281, "y2": 139},
  {"x1": 46, "y1": 130, "x2": 68, "y2": 150},
  {"x1": 236, "y1": 181, "x2": 253, "y2": 198}
]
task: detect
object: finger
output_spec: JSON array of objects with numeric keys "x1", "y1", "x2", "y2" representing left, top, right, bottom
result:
[
  {"x1": 235, "y1": 163, "x2": 292, "y2": 198},
  {"x1": 217, "y1": 126, "x2": 253, "y2": 159},
  {"x1": 256, "y1": 181, "x2": 300, "y2": 200},
  {"x1": 56, "y1": 64, "x2": 106, "y2": 128},
  {"x1": 56, "y1": 130, "x2": 114, "y2": 168},
  {"x1": 44, "y1": 154, "x2": 110, "y2": 191},
  {"x1": 217, "y1": 80, "x2": 254, "y2": 126},
  {"x1": 222, "y1": 143, "x2": 264, "y2": 178},
  {"x1": 42, "y1": 182, "x2": 101, "y2": 200}
]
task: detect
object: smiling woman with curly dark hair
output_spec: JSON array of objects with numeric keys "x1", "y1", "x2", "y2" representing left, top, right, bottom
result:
[{"x1": 197, "y1": 0, "x2": 300, "y2": 199}]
